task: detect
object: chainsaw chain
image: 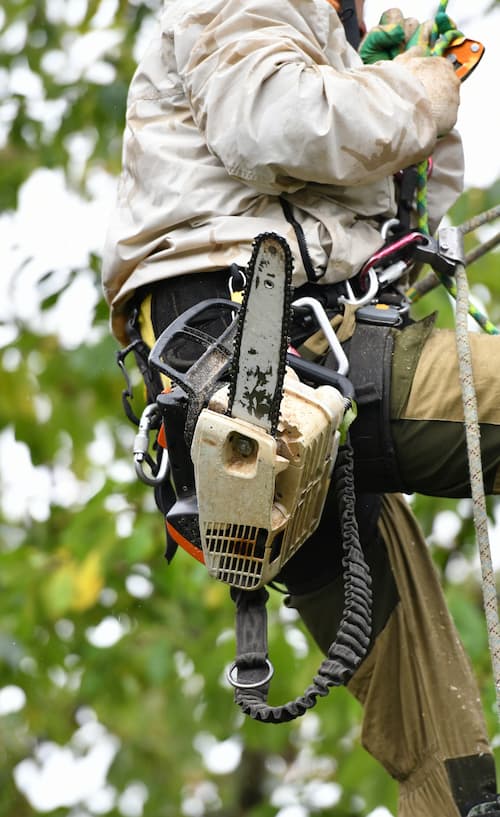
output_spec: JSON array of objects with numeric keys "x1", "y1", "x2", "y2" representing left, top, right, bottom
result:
[{"x1": 227, "y1": 232, "x2": 294, "y2": 436}]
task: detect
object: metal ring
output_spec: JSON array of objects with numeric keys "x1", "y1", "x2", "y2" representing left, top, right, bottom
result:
[
  {"x1": 229, "y1": 270, "x2": 247, "y2": 300},
  {"x1": 226, "y1": 659, "x2": 274, "y2": 690}
]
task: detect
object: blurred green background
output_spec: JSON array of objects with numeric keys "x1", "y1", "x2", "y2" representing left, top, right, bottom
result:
[{"x1": 1, "y1": 1, "x2": 500, "y2": 815}]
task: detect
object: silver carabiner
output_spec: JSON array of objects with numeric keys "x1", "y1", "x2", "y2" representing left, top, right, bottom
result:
[
  {"x1": 338, "y1": 267, "x2": 379, "y2": 308},
  {"x1": 377, "y1": 259, "x2": 409, "y2": 286},
  {"x1": 133, "y1": 403, "x2": 169, "y2": 486},
  {"x1": 381, "y1": 218, "x2": 401, "y2": 241}
]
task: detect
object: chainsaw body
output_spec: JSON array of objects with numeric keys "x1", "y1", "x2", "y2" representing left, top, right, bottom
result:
[{"x1": 191, "y1": 371, "x2": 345, "y2": 589}]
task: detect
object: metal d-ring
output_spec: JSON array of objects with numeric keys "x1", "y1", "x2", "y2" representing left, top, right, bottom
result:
[{"x1": 226, "y1": 658, "x2": 275, "y2": 690}]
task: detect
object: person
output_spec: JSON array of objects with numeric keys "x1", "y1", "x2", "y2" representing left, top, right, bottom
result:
[{"x1": 102, "y1": 1, "x2": 500, "y2": 814}]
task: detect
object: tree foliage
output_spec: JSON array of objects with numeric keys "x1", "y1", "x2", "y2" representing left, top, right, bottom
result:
[{"x1": 1, "y1": 2, "x2": 500, "y2": 816}]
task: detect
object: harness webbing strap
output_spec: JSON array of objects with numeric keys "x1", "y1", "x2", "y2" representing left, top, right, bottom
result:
[
  {"x1": 341, "y1": 322, "x2": 404, "y2": 493},
  {"x1": 230, "y1": 442, "x2": 372, "y2": 723},
  {"x1": 231, "y1": 587, "x2": 271, "y2": 705},
  {"x1": 340, "y1": 0, "x2": 361, "y2": 50},
  {"x1": 279, "y1": 197, "x2": 322, "y2": 283}
]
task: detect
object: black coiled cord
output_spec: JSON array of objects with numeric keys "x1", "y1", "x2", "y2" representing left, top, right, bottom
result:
[{"x1": 232, "y1": 440, "x2": 372, "y2": 723}]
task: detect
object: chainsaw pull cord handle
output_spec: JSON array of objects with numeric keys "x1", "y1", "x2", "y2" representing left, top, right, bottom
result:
[{"x1": 229, "y1": 440, "x2": 372, "y2": 723}]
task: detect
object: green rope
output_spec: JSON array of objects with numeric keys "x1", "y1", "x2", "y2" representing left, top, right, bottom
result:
[
  {"x1": 430, "y1": 272, "x2": 499, "y2": 335},
  {"x1": 431, "y1": 0, "x2": 451, "y2": 47},
  {"x1": 407, "y1": 271, "x2": 500, "y2": 335}
]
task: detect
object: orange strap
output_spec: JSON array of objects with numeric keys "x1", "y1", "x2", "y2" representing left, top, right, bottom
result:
[
  {"x1": 325, "y1": 0, "x2": 341, "y2": 10},
  {"x1": 166, "y1": 521, "x2": 206, "y2": 564}
]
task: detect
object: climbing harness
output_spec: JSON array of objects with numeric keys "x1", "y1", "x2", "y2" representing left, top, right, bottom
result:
[{"x1": 117, "y1": 205, "x2": 500, "y2": 720}]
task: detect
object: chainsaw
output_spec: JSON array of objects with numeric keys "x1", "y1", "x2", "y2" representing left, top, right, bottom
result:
[{"x1": 140, "y1": 233, "x2": 372, "y2": 722}]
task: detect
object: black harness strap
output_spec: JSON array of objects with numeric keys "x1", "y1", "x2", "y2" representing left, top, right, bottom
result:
[
  {"x1": 117, "y1": 307, "x2": 164, "y2": 420},
  {"x1": 341, "y1": 322, "x2": 403, "y2": 493},
  {"x1": 280, "y1": 196, "x2": 322, "y2": 283},
  {"x1": 396, "y1": 166, "x2": 420, "y2": 231},
  {"x1": 340, "y1": 0, "x2": 361, "y2": 50}
]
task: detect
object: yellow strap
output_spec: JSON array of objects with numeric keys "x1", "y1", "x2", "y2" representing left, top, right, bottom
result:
[
  {"x1": 231, "y1": 289, "x2": 244, "y2": 304},
  {"x1": 298, "y1": 303, "x2": 357, "y2": 360},
  {"x1": 138, "y1": 293, "x2": 171, "y2": 391},
  {"x1": 138, "y1": 293, "x2": 156, "y2": 349}
]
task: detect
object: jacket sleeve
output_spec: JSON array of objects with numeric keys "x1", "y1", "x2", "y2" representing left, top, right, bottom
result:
[
  {"x1": 171, "y1": 0, "x2": 439, "y2": 194},
  {"x1": 427, "y1": 129, "x2": 465, "y2": 234}
]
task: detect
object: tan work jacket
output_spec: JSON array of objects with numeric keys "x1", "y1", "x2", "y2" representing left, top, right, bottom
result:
[{"x1": 102, "y1": 0, "x2": 464, "y2": 344}]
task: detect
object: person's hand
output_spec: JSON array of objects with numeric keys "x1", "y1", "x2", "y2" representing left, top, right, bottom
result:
[
  {"x1": 359, "y1": 8, "x2": 419, "y2": 64},
  {"x1": 394, "y1": 46, "x2": 461, "y2": 135},
  {"x1": 360, "y1": 8, "x2": 460, "y2": 64},
  {"x1": 406, "y1": 11, "x2": 458, "y2": 53}
]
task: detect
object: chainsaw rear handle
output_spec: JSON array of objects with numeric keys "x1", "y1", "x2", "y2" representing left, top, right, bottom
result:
[
  {"x1": 148, "y1": 298, "x2": 237, "y2": 397},
  {"x1": 148, "y1": 296, "x2": 355, "y2": 406}
]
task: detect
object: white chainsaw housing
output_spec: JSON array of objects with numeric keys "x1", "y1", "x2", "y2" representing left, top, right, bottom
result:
[{"x1": 190, "y1": 370, "x2": 345, "y2": 590}]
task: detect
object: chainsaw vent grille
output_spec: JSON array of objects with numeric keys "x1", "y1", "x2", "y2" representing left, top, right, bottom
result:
[
  {"x1": 202, "y1": 523, "x2": 269, "y2": 590},
  {"x1": 280, "y1": 427, "x2": 332, "y2": 562}
]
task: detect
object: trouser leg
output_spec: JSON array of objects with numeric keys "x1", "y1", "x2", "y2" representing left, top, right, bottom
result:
[
  {"x1": 288, "y1": 494, "x2": 495, "y2": 816},
  {"x1": 390, "y1": 326, "x2": 500, "y2": 496},
  {"x1": 346, "y1": 319, "x2": 500, "y2": 498}
]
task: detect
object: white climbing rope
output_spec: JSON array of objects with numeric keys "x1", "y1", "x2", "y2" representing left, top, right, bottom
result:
[{"x1": 454, "y1": 231, "x2": 500, "y2": 720}]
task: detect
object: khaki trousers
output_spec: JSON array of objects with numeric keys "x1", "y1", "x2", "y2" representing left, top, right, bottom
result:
[
  {"x1": 391, "y1": 325, "x2": 500, "y2": 497},
  {"x1": 289, "y1": 494, "x2": 495, "y2": 816}
]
